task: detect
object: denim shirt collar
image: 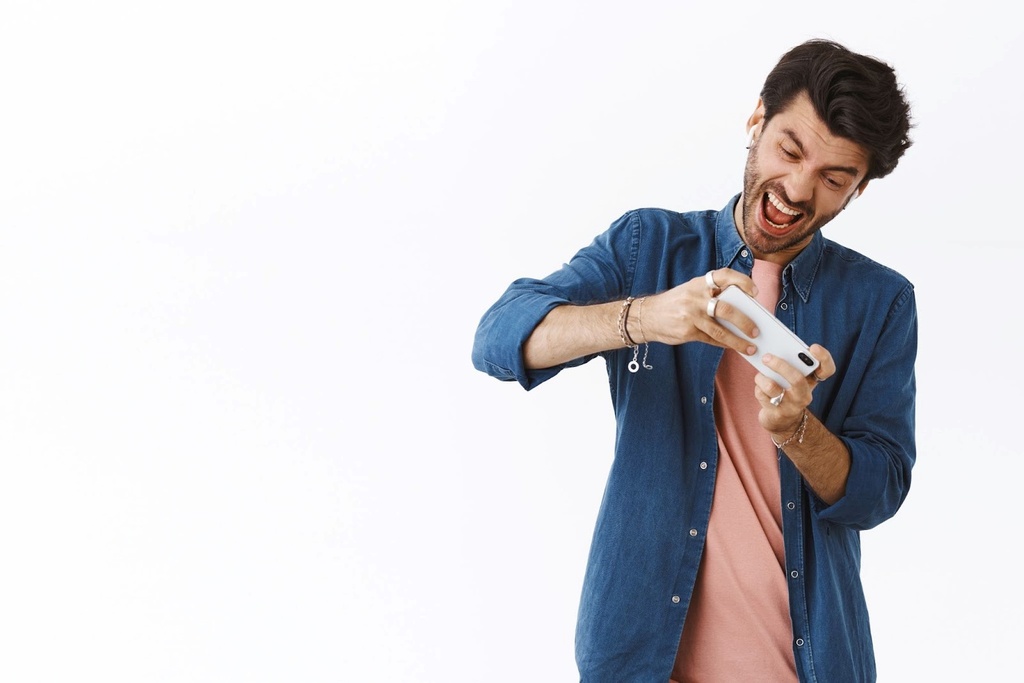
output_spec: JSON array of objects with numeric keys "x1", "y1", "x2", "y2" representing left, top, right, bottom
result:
[{"x1": 715, "y1": 193, "x2": 825, "y2": 303}]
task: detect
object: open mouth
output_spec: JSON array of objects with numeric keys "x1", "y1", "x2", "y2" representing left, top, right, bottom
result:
[{"x1": 762, "y1": 191, "x2": 803, "y2": 230}]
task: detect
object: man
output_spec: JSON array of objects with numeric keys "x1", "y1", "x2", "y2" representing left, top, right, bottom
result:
[{"x1": 472, "y1": 39, "x2": 915, "y2": 682}]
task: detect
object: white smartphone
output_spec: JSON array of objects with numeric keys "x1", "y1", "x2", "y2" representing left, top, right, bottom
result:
[{"x1": 714, "y1": 285, "x2": 820, "y2": 389}]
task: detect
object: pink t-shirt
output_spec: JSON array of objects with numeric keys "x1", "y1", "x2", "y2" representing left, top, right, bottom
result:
[{"x1": 670, "y1": 260, "x2": 798, "y2": 683}]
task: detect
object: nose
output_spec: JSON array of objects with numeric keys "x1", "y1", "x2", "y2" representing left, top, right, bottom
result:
[{"x1": 783, "y1": 168, "x2": 816, "y2": 204}]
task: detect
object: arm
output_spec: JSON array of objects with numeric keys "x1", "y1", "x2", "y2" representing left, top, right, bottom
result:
[
  {"x1": 523, "y1": 301, "x2": 623, "y2": 370},
  {"x1": 525, "y1": 270, "x2": 760, "y2": 370},
  {"x1": 473, "y1": 211, "x2": 762, "y2": 388},
  {"x1": 779, "y1": 416, "x2": 851, "y2": 505},
  {"x1": 757, "y1": 284, "x2": 918, "y2": 523},
  {"x1": 756, "y1": 345, "x2": 849, "y2": 505}
]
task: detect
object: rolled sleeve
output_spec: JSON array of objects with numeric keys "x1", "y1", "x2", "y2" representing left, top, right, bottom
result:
[
  {"x1": 815, "y1": 284, "x2": 918, "y2": 529},
  {"x1": 816, "y1": 432, "x2": 914, "y2": 529},
  {"x1": 471, "y1": 285, "x2": 583, "y2": 390},
  {"x1": 471, "y1": 212, "x2": 640, "y2": 390}
]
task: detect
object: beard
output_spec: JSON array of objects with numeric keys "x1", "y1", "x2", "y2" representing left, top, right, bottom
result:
[{"x1": 739, "y1": 142, "x2": 844, "y2": 256}]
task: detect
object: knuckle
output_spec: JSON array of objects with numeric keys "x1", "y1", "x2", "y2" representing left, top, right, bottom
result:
[{"x1": 705, "y1": 323, "x2": 726, "y2": 342}]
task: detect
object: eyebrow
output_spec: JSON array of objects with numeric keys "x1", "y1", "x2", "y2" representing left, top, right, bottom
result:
[{"x1": 781, "y1": 127, "x2": 862, "y2": 176}]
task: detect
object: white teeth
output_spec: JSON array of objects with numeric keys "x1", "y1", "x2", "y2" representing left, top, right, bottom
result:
[{"x1": 767, "y1": 192, "x2": 800, "y2": 216}]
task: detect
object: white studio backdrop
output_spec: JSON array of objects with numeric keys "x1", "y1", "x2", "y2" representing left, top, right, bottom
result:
[{"x1": 0, "y1": 1, "x2": 1020, "y2": 681}]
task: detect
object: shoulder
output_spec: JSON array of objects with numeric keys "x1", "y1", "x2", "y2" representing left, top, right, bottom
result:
[
  {"x1": 819, "y1": 237, "x2": 916, "y2": 313},
  {"x1": 610, "y1": 207, "x2": 720, "y2": 241},
  {"x1": 821, "y1": 237, "x2": 913, "y2": 289},
  {"x1": 625, "y1": 206, "x2": 719, "y2": 225}
]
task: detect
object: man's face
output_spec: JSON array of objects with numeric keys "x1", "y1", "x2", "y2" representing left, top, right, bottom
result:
[{"x1": 738, "y1": 91, "x2": 869, "y2": 264}]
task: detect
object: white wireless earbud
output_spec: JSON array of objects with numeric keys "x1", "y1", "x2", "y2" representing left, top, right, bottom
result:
[{"x1": 745, "y1": 127, "x2": 757, "y2": 149}]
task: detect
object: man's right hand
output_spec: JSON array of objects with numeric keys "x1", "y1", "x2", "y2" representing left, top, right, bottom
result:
[
  {"x1": 523, "y1": 269, "x2": 760, "y2": 370},
  {"x1": 635, "y1": 268, "x2": 759, "y2": 357}
]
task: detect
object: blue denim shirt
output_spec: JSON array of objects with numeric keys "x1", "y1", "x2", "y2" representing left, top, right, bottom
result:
[{"x1": 472, "y1": 195, "x2": 917, "y2": 682}]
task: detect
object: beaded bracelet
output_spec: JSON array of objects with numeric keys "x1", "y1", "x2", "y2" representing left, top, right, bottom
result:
[{"x1": 771, "y1": 411, "x2": 808, "y2": 449}]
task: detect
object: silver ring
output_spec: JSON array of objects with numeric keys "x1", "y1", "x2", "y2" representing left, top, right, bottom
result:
[
  {"x1": 705, "y1": 270, "x2": 718, "y2": 289},
  {"x1": 770, "y1": 390, "x2": 785, "y2": 407},
  {"x1": 707, "y1": 297, "x2": 719, "y2": 318}
]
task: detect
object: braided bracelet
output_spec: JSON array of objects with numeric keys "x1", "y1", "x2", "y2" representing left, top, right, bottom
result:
[{"x1": 617, "y1": 297, "x2": 636, "y2": 348}]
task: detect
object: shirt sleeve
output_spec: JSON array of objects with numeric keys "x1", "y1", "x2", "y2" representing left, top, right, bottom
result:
[
  {"x1": 814, "y1": 283, "x2": 918, "y2": 530},
  {"x1": 471, "y1": 211, "x2": 640, "y2": 390}
]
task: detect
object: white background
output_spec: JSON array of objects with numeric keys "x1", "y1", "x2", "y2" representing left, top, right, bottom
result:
[{"x1": 1, "y1": 1, "x2": 1020, "y2": 681}]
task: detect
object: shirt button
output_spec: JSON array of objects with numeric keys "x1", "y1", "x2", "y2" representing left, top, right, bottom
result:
[
  {"x1": 699, "y1": 461, "x2": 707, "y2": 470},
  {"x1": 689, "y1": 528, "x2": 698, "y2": 537},
  {"x1": 700, "y1": 396, "x2": 708, "y2": 404},
  {"x1": 672, "y1": 595, "x2": 681, "y2": 604},
  {"x1": 795, "y1": 638, "x2": 805, "y2": 647},
  {"x1": 790, "y1": 570, "x2": 799, "y2": 579},
  {"x1": 780, "y1": 302, "x2": 788, "y2": 310},
  {"x1": 787, "y1": 501, "x2": 795, "y2": 510},
  {"x1": 741, "y1": 249, "x2": 749, "y2": 258}
]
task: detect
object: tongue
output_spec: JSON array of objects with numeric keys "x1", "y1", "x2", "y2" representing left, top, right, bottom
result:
[{"x1": 764, "y1": 195, "x2": 797, "y2": 226}]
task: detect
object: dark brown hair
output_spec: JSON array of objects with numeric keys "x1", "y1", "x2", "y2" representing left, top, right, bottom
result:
[{"x1": 760, "y1": 39, "x2": 913, "y2": 181}]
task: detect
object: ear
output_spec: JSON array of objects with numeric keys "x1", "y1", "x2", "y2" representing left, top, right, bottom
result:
[{"x1": 746, "y1": 98, "x2": 766, "y2": 141}]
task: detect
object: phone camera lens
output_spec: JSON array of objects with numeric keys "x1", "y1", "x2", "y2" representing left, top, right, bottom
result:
[{"x1": 798, "y1": 352, "x2": 814, "y2": 367}]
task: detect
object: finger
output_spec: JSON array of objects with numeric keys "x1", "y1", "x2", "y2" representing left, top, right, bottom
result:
[
  {"x1": 702, "y1": 269, "x2": 758, "y2": 298},
  {"x1": 753, "y1": 370, "x2": 790, "y2": 401},
  {"x1": 753, "y1": 380, "x2": 786, "y2": 406},
  {"x1": 701, "y1": 318, "x2": 758, "y2": 357},
  {"x1": 806, "y1": 343, "x2": 836, "y2": 382},
  {"x1": 761, "y1": 353, "x2": 805, "y2": 394},
  {"x1": 707, "y1": 296, "x2": 760, "y2": 341},
  {"x1": 703, "y1": 298, "x2": 758, "y2": 357}
]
